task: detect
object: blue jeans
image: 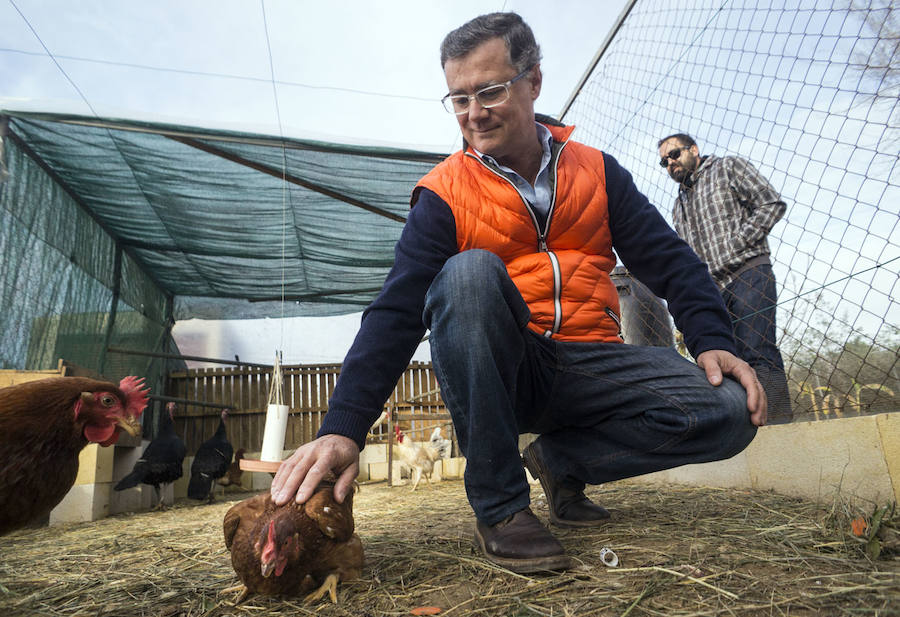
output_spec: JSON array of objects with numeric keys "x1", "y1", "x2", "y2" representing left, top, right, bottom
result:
[
  {"x1": 423, "y1": 250, "x2": 757, "y2": 525},
  {"x1": 722, "y1": 264, "x2": 792, "y2": 420}
]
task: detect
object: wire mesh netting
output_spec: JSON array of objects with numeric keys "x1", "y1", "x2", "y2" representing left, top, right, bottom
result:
[
  {"x1": 562, "y1": 0, "x2": 898, "y2": 420},
  {"x1": 1, "y1": 2, "x2": 896, "y2": 424}
]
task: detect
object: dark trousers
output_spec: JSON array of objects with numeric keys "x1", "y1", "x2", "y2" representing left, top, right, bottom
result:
[
  {"x1": 722, "y1": 264, "x2": 793, "y2": 421},
  {"x1": 423, "y1": 250, "x2": 758, "y2": 525}
]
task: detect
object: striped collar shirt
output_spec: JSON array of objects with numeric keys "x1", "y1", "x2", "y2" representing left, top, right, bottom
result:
[
  {"x1": 673, "y1": 154, "x2": 786, "y2": 290},
  {"x1": 474, "y1": 122, "x2": 554, "y2": 223}
]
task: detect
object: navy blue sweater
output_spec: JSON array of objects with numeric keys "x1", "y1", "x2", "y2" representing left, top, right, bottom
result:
[{"x1": 318, "y1": 151, "x2": 736, "y2": 450}]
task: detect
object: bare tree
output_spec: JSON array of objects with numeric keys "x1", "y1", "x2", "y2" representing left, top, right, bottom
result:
[{"x1": 849, "y1": 1, "x2": 899, "y2": 130}]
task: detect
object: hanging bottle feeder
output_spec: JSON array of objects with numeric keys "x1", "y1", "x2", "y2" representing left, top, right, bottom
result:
[
  {"x1": 240, "y1": 352, "x2": 289, "y2": 473},
  {"x1": 261, "y1": 352, "x2": 289, "y2": 462}
]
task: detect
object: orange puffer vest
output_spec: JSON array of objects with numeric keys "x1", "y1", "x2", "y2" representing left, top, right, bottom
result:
[{"x1": 416, "y1": 123, "x2": 622, "y2": 343}]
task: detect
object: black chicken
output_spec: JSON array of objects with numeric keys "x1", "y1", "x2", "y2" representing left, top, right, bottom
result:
[
  {"x1": 188, "y1": 408, "x2": 233, "y2": 503},
  {"x1": 114, "y1": 401, "x2": 186, "y2": 510}
]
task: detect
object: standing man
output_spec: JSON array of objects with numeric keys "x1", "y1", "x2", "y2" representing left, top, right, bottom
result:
[
  {"x1": 271, "y1": 13, "x2": 766, "y2": 574},
  {"x1": 657, "y1": 134, "x2": 792, "y2": 421}
]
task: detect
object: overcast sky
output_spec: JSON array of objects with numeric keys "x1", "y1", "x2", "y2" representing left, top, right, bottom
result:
[
  {"x1": 0, "y1": 1, "x2": 630, "y2": 364},
  {"x1": 1, "y1": 0, "x2": 628, "y2": 151}
]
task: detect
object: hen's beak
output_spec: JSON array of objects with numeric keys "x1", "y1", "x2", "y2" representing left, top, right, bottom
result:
[
  {"x1": 260, "y1": 561, "x2": 275, "y2": 578},
  {"x1": 116, "y1": 415, "x2": 142, "y2": 437}
]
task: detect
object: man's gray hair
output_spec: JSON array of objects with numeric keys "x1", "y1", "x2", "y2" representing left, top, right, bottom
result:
[{"x1": 440, "y1": 12, "x2": 542, "y2": 72}]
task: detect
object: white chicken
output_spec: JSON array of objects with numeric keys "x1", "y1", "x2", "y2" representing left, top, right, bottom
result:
[
  {"x1": 429, "y1": 426, "x2": 452, "y2": 459},
  {"x1": 393, "y1": 425, "x2": 439, "y2": 491},
  {"x1": 368, "y1": 410, "x2": 389, "y2": 437}
]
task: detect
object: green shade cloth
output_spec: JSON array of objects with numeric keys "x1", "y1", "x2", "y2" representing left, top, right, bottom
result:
[{"x1": 0, "y1": 110, "x2": 445, "y2": 376}]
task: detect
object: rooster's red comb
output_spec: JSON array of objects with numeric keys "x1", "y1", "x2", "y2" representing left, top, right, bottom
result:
[{"x1": 118, "y1": 376, "x2": 150, "y2": 418}]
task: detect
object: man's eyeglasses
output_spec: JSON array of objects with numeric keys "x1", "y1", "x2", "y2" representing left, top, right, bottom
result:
[
  {"x1": 659, "y1": 147, "x2": 686, "y2": 167},
  {"x1": 442, "y1": 65, "x2": 535, "y2": 115}
]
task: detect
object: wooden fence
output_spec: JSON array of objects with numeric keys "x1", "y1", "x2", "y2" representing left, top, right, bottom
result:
[{"x1": 166, "y1": 361, "x2": 450, "y2": 455}]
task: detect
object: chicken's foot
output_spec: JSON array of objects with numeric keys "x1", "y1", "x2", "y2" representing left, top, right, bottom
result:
[
  {"x1": 151, "y1": 485, "x2": 168, "y2": 511},
  {"x1": 304, "y1": 573, "x2": 339, "y2": 604},
  {"x1": 221, "y1": 583, "x2": 250, "y2": 603}
]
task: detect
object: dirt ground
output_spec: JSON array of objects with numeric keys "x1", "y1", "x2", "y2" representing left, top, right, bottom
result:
[{"x1": 0, "y1": 479, "x2": 897, "y2": 616}]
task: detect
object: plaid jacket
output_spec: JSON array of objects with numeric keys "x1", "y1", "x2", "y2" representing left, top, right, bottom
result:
[{"x1": 673, "y1": 155, "x2": 786, "y2": 290}]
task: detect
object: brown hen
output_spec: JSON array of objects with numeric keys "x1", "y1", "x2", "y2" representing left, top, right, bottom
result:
[
  {"x1": 0, "y1": 376, "x2": 149, "y2": 534},
  {"x1": 217, "y1": 448, "x2": 246, "y2": 490},
  {"x1": 223, "y1": 480, "x2": 364, "y2": 603}
]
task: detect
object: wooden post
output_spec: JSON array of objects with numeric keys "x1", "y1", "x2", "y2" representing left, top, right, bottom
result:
[
  {"x1": 98, "y1": 247, "x2": 121, "y2": 377},
  {"x1": 387, "y1": 407, "x2": 394, "y2": 487}
]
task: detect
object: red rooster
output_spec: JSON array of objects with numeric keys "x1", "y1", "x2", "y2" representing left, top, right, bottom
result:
[{"x1": 0, "y1": 376, "x2": 149, "y2": 534}]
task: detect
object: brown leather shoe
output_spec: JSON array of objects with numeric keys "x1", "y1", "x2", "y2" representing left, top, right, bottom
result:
[
  {"x1": 474, "y1": 508, "x2": 571, "y2": 573},
  {"x1": 523, "y1": 440, "x2": 610, "y2": 528}
]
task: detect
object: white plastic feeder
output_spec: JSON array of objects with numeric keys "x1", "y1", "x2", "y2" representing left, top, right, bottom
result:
[{"x1": 260, "y1": 352, "x2": 289, "y2": 462}]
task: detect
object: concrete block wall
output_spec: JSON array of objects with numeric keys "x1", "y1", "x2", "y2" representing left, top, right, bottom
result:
[
  {"x1": 358, "y1": 443, "x2": 387, "y2": 481},
  {"x1": 628, "y1": 412, "x2": 899, "y2": 506},
  {"x1": 50, "y1": 443, "x2": 117, "y2": 524},
  {"x1": 49, "y1": 412, "x2": 896, "y2": 525}
]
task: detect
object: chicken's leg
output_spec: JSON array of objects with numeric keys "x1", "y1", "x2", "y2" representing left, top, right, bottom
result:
[
  {"x1": 304, "y1": 573, "x2": 340, "y2": 604},
  {"x1": 153, "y1": 484, "x2": 171, "y2": 511},
  {"x1": 221, "y1": 583, "x2": 250, "y2": 603}
]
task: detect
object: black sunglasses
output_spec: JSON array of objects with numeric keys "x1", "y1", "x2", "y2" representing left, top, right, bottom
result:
[{"x1": 659, "y1": 147, "x2": 686, "y2": 167}]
